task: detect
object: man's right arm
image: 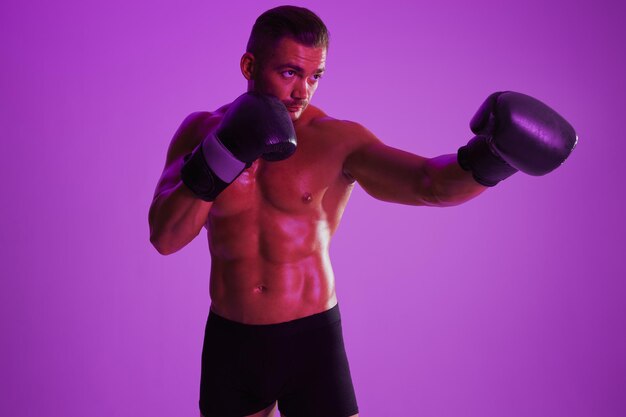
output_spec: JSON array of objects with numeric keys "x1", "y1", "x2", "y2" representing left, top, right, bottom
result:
[
  {"x1": 148, "y1": 112, "x2": 216, "y2": 255},
  {"x1": 149, "y1": 93, "x2": 298, "y2": 255}
]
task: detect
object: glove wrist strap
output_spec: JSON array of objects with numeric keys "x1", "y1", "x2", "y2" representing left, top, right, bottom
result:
[
  {"x1": 201, "y1": 132, "x2": 246, "y2": 183},
  {"x1": 457, "y1": 135, "x2": 518, "y2": 187}
]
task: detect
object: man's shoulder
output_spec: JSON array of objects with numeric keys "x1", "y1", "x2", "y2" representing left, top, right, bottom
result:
[
  {"x1": 183, "y1": 107, "x2": 224, "y2": 124},
  {"x1": 166, "y1": 110, "x2": 223, "y2": 160},
  {"x1": 179, "y1": 105, "x2": 229, "y2": 135},
  {"x1": 306, "y1": 106, "x2": 359, "y2": 129},
  {"x1": 307, "y1": 107, "x2": 379, "y2": 146}
]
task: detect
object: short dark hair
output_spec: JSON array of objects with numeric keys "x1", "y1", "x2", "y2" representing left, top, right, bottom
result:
[{"x1": 246, "y1": 5, "x2": 329, "y2": 63}]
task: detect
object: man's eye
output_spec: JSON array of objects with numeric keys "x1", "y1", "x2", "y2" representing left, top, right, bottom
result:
[
  {"x1": 282, "y1": 70, "x2": 296, "y2": 78},
  {"x1": 307, "y1": 74, "x2": 322, "y2": 84}
]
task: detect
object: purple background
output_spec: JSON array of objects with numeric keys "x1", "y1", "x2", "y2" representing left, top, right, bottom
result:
[{"x1": 2, "y1": 0, "x2": 625, "y2": 416}]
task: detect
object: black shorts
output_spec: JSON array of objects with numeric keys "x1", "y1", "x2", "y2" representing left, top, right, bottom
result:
[{"x1": 199, "y1": 303, "x2": 359, "y2": 417}]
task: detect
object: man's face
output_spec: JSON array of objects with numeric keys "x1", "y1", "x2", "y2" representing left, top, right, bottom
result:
[{"x1": 250, "y1": 37, "x2": 326, "y2": 121}]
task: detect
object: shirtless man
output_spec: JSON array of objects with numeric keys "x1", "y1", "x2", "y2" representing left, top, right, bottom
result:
[{"x1": 148, "y1": 6, "x2": 577, "y2": 417}]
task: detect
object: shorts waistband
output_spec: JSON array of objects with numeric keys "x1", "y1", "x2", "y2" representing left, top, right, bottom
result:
[{"x1": 208, "y1": 303, "x2": 341, "y2": 336}]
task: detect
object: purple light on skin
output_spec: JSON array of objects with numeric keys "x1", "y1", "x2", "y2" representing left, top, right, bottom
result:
[{"x1": 1, "y1": 1, "x2": 625, "y2": 417}]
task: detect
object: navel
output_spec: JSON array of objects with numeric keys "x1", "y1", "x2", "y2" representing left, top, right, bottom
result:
[
  {"x1": 254, "y1": 285, "x2": 267, "y2": 294},
  {"x1": 302, "y1": 192, "x2": 313, "y2": 204}
]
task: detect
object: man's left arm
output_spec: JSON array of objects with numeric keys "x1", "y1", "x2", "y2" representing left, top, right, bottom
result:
[
  {"x1": 343, "y1": 138, "x2": 487, "y2": 207},
  {"x1": 343, "y1": 91, "x2": 578, "y2": 207}
]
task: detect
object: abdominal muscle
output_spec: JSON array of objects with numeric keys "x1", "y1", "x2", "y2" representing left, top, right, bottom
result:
[{"x1": 205, "y1": 163, "x2": 343, "y2": 325}]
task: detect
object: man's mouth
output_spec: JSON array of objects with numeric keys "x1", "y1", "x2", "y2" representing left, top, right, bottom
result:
[{"x1": 285, "y1": 102, "x2": 306, "y2": 112}]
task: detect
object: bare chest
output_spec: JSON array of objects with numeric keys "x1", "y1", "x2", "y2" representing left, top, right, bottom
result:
[
  {"x1": 209, "y1": 129, "x2": 353, "y2": 218},
  {"x1": 259, "y1": 149, "x2": 341, "y2": 212}
]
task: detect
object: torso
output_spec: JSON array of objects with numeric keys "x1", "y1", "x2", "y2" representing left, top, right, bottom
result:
[{"x1": 203, "y1": 104, "x2": 364, "y2": 324}]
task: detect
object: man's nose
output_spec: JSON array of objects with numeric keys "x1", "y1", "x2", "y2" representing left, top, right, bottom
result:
[{"x1": 292, "y1": 78, "x2": 308, "y2": 100}]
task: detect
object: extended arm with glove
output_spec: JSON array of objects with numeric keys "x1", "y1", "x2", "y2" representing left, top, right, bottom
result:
[{"x1": 457, "y1": 91, "x2": 578, "y2": 187}]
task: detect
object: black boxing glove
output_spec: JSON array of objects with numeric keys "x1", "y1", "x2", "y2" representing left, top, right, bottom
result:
[
  {"x1": 457, "y1": 91, "x2": 578, "y2": 186},
  {"x1": 181, "y1": 92, "x2": 297, "y2": 201}
]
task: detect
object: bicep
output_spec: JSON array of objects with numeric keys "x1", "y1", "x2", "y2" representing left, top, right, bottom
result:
[
  {"x1": 344, "y1": 137, "x2": 434, "y2": 205},
  {"x1": 152, "y1": 111, "x2": 212, "y2": 199}
]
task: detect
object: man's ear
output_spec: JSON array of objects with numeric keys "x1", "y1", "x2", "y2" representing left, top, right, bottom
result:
[{"x1": 240, "y1": 52, "x2": 256, "y2": 80}]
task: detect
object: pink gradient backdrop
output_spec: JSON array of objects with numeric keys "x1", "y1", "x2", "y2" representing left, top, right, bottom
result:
[{"x1": 2, "y1": 0, "x2": 624, "y2": 416}]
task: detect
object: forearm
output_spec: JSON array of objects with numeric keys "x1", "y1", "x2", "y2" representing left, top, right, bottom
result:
[
  {"x1": 345, "y1": 139, "x2": 487, "y2": 206},
  {"x1": 424, "y1": 153, "x2": 488, "y2": 206},
  {"x1": 149, "y1": 181, "x2": 212, "y2": 255}
]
